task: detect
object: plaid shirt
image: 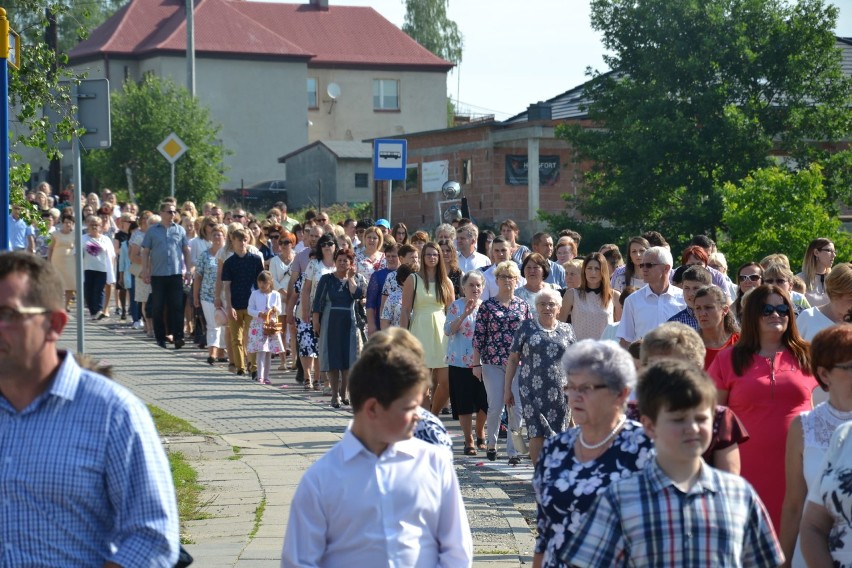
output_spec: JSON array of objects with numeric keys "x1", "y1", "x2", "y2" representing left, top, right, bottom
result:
[
  {"x1": 562, "y1": 459, "x2": 783, "y2": 567},
  {"x1": 667, "y1": 307, "x2": 700, "y2": 331}
]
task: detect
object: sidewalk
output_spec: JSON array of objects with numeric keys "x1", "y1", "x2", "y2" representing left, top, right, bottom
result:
[{"x1": 59, "y1": 316, "x2": 536, "y2": 567}]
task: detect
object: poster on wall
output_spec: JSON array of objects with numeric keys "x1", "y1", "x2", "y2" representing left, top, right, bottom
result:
[
  {"x1": 505, "y1": 155, "x2": 560, "y2": 186},
  {"x1": 421, "y1": 160, "x2": 449, "y2": 193}
]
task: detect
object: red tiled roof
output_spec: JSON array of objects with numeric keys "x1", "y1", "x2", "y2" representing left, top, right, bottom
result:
[{"x1": 69, "y1": 0, "x2": 453, "y2": 70}]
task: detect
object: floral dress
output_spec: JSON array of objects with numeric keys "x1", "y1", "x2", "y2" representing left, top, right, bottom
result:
[
  {"x1": 247, "y1": 289, "x2": 284, "y2": 354},
  {"x1": 533, "y1": 422, "x2": 654, "y2": 568},
  {"x1": 509, "y1": 319, "x2": 576, "y2": 438},
  {"x1": 473, "y1": 296, "x2": 531, "y2": 366},
  {"x1": 807, "y1": 421, "x2": 852, "y2": 567},
  {"x1": 380, "y1": 270, "x2": 403, "y2": 326}
]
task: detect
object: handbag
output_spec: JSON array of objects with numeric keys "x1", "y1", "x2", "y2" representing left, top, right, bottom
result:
[
  {"x1": 509, "y1": 408, "x2": 529, "y2": 455},
  {"x1": 406, "y1": 273, "x2": 418, "y2": 330}
]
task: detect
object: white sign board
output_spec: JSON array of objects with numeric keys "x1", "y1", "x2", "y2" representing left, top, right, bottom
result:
[
  {"x1": 157, "y1": 132, "x2": 188, "y2": 164},
  {"x1": 421, "y1": 160, "x2": 449, "y2": 193}
]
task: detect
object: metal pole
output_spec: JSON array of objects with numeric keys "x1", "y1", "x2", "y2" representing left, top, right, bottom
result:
[
  {"x1": 186, "y1": 0, "x2": 195, "y2": 96},
  {"x1": 387, "y1": 180, "x2": 392, "y2": 223},
  {"x1": 0, "y1": 9, "x2": 10, "y2": 251},
  {"x1": 171, "y1": 162, "x2": 175, "y2": 198},
  {"x1": 73, "y1": 132, "x2": 85, "y2": 353}
]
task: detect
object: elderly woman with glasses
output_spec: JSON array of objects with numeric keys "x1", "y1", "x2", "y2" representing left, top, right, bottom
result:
[
  {"x1": 503, "y1": 288, "x2": 575, "y2": 465},
  {"x1": 708, "y1": 284, "x2": 818, "y2": 531},
  {"x1": 533, "y1": 340, "x2": 653, "y2": 568},
  {"x1": 472, "y1": 260, "x2": 531, "y2": 463}
]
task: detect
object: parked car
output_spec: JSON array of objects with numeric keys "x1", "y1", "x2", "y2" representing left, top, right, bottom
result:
[{"x1": 221, "y1": 180, "x2": 288, "y2": 212}]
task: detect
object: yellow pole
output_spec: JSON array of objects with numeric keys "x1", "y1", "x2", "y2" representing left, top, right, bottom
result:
[{"x1": 0, "y1": 9, "x2": 8, "y2": 60}]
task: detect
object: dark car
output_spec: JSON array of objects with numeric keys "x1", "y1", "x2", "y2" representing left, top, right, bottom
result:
[{"x1": 222, "y1": 180, "x2": 288, "y2": 212}]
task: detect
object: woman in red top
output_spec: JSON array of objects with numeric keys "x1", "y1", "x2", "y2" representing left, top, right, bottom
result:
[
  {"x1": 694, "y1": 285, "x2": 740, "y2": 369},
  {"x1": 708, "y1": 284, "x2": 817, "y2": 530}
]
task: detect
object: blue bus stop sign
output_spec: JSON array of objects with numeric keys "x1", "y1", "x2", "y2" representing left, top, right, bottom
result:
[{"x1": 373, "y1": 139, "x2": 407, "y2": 181}]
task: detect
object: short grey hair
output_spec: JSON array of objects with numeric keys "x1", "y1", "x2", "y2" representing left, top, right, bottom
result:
[
  {"x1": 536, "y1": 288, "x2": 562, "y2": 306},
  {"x1": 562, "y1": 339, "x2": 637, "y2": 393},
  {"x1": 435, "y1": 223, "x2": 456, "y2": 241},
  {"x1": 461, "y1": 269, "x2": 485, "y2": 286},
  {"x1": 644, "y1": 246, "x2": 673, "y2": 268}
]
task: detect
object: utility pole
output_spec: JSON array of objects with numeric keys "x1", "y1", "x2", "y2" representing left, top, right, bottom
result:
[{"x1": 186, "y1": 0, "x2": 195, "y2": 96}]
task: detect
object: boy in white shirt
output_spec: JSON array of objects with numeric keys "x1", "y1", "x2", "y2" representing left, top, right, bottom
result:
[{"x1": 281, "y1": 328, "x2": 473, "y2": 568}]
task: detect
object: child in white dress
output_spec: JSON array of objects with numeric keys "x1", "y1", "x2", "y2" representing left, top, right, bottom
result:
[{"x1": 247, "y1": 271, "x2": 284, "y2": 384}]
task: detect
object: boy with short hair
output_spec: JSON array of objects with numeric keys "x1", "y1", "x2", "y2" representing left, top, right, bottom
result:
[
  {"x1": 281, "y1": 328, "x2": 472, "y2": 568},
  {"x1": 562, "y1": 359, "x2": 783, "y2": 567}
]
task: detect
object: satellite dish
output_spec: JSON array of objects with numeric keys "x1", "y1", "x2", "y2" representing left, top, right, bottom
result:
[
  {"x1": 327, "y1": 83, "x2": 341, "y2": 99},
  {"x1": 441, "y1": 180, "x2": 461, "y2": 199}
]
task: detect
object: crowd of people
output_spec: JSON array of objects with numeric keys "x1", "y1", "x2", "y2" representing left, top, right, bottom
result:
[{"x1": 6, "y1": 183, "x2": 852, "y2": 567}]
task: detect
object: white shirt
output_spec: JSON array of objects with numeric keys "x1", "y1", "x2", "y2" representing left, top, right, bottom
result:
[
  {"x1": 281, "y1": 429, "x2": 473, "y2": 568},
  {"x1": 616, "y1": 283, "x2": 686, "y2": 343},
  {"x1": 457, "y1": 250, "x2": 490, "y2": 274}
]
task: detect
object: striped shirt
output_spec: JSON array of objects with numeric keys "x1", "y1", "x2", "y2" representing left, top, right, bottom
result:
[
  {"x1": 0, "y1": 352, "x2": 179, "y2": 566},
  {"x1": 562, "y1": 459, "x2": 783, "y2": 567}
]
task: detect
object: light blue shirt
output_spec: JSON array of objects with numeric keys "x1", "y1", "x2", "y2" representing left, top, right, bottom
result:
[
  {"x1": 141, "y1": 222, "x2": 189, "y2": 276},
  {"x1": 8, "y1": 215, "x2": 33, "y2": 250},
  {"x1": 0, "y1": 353, "x2": 179, "y2": 566},
  {"x1": 545, "y1": 260, "x2": 566, "y2": 288}
]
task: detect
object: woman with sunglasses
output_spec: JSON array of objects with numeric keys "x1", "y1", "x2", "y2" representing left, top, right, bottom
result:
[
  {"x1": 732, "y1": 262, "x2": 763, "y2": 322},
  {"x1": 797, "y1": 238, "x2": 837, "y2": 308},
  {"x1": 299, "y1": 234, "x2": 338, "y2": 391},
  {"x1": 708, "y1": 284, "x2": 818, "y2": 530}
]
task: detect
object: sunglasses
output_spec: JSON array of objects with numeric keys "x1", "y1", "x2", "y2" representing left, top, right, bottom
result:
[
  {"x1": 268, "y1": 235, "x2": 280, "y2": 240},
  {"x1": 638, "y1": 262, "x2": 660, "y2": 269},
  {"x1": 320, "y1": 242, "x2": 336, "y2": 248},
  {"x1": 739, "y1": 274, "x2": 762, "y2": 282},
  {"x1": 233, "y1": 214, "x2": 245, "y2": 219},
  {"x1": 761, "y1": 303, "x2": 790, "y2": 317}
]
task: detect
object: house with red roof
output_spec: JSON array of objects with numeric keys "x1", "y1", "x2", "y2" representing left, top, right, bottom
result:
[{"x1": 67, "y1": 0, "x2": 453, "y2": 198}]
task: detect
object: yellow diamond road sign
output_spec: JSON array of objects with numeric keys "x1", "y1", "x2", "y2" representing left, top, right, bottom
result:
[{"x1": 157, "y1": 133, "x2": 188, "y2": 164}]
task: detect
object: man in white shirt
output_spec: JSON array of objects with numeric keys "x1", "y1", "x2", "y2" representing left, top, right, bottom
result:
[
  {"x1": 281, "y1": 328, "x2": 473, "y2": 568},
  {"x1": 617, "y1": 246, "x2": 686, "y2": 348},
  {"x1": 456, "y1": 225, "x2": 490, "y2": 274}
]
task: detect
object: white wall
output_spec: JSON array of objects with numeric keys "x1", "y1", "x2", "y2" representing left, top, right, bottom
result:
[{"x1": 307, "y1": 68, "x2": 448, "y2": 143}]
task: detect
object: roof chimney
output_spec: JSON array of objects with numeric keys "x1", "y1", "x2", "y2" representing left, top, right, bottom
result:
[
  {"x1": 527, "y1": 101, "x2": 552, "y2": 122},
  {"x1": 310, "y1": 0, "x2": 330, "y2": 10}
]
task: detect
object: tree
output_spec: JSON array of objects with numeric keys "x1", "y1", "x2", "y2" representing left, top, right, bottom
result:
[
  {"x1": 401, "y1": 0, "x2": 463, "y2": 65},
  {"x1": 558, "y1": 0, "x2": 852, "y2": 246},
  {"x1": 85, "y1": 75, "x2": 228, "y2": 210},
  {"x1": 6, "y1": 0, "x2": 124, "y2": 52},
  {"x1": 720, "y1": 164, "x2": 851, "y2": 271}
]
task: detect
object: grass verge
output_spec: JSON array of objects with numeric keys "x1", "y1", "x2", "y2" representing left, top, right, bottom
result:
[{"x1": 148, "y1": 405, "x2": 208, "y2": 543}]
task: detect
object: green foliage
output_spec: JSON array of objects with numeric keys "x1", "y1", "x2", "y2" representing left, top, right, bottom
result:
[
  {"x1": 288, "y1": 202, "x2": 372, "y2": 226},
  {"x1": 401, "y1": 0, "x2": 463, "y2": 65},
  {"x1": 719, "y1": 164, "x2": 851, "y2": 271},
  {"x1": 84, "y1": 75, "x2": 228, "y2": 211},
  {"x1": 559, "y1": 0, "x2": 852, "y2": 244},
  {"x1": 6, "y1": 0, "x2": 124, "y2": 53}
]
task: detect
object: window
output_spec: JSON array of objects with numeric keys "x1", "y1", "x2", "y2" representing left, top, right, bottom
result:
[
  {"x1": 354, "y1": 173, "x2": 369, "y2": 188},
  {"x1": 373, "y1": 79, "x2": 399, "y2": 110},
  {"x1": 307, "y1": 78, "x2": 318, "y2": 109}
]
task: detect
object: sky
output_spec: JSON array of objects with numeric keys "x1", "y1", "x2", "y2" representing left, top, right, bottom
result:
[{"x1": 276, "y1": 0, "x2": 852, "y2": 121}]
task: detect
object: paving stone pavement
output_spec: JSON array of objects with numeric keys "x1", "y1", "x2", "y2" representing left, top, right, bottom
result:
[{"x1": 59, "y1": 315, "x2": 537, "y2": 567}]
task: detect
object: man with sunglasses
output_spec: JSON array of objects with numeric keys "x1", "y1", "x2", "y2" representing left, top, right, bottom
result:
[
  {"x1": 0, "y1": 251, "x2": 179, "y2": 565},
  {"x1": 141, "y1": 202, "x2": 192, "y2": 349},
  {"x1": 617, "y1": 246, "x2": 686, "y2": 349}
]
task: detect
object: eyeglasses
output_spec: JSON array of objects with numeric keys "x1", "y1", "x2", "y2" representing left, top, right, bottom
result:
[
  {"x1": 497, "y1": 275, "x2": 516, "y2": 281},
  {"x1": 763, "y1": 278, "x2": 788, "y2": 285},
  {"x1": 537, "y1": 302, "x2": 559, "y2": 309},
  {"x1": 268, "y1": 235, "x2": 280, "y2": 240},
  {"x1": 320, "y1": 242, "x2": 336, "y2": 248},
  {"x1": 638, "y1": 262, "x2": 660, "y2": 269},
  {"x1": 739, "y1": 274, "x2": 762, "y2": 282},
  {"x1": 162, "y1": 210, "x2": 177, "y2": 214},
  {"x1": 233, "y1": 214, "x2": 245, "y2": 219},
  {"x1": 761, "y1": 303, "x2": 791, "y2": 317},
  {"x1": 0, "y1": 305, "x2": 50, "y2": 324},
  {"x1": 316, "y1": 218, "x2": 329, "y2": 224},
  {"x1": 819, "y1": 248, "x2": 836, "y2": 254},
  {"x1": 564, "y1": 383, "x2": 610, "y2": 396}
]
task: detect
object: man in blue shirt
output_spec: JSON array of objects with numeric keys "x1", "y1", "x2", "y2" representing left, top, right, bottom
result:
[
  {"x1": 8, "y1": 204, "x2": 36, "y2": 252},
  {"x1": 141, "y1": 202, "x2": 191, "y2": 349},
  {"x1": 0, "y1": 251, "x2": 179, "y2": 566}
]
